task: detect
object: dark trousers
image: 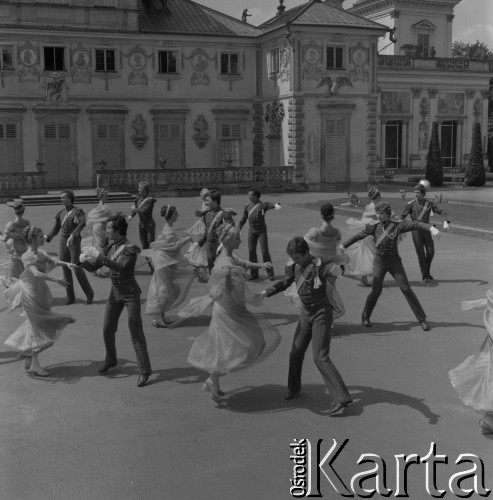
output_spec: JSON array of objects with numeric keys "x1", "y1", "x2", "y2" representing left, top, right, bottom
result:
[
  {"x1": 288, "y1": 305, "x2": 351, "y2": 404},
  {"x1": 411, "y1": 229, "x2": 435, "y2": 280},
  {"x1": 206, "y1": 241, "x2": 219, "y2": 272},
  {"x1": 362, "y1": 254, "x2": 426, "y2": 322},
  {"x1": 139, "y1": 221, "x2": 156, "y2": 271},
  {"x1": 138, "y1": 221, "x2": 155, "y2": 249},
  {"x1": 102, "y1": 290, "x2": 152, "y2": 375},
  {"x1": 248, "y1": 228, "x2": 274, "y2": 278},
  {"x1": 59, "y1": 236, "x2": 94, "y2": 302}
]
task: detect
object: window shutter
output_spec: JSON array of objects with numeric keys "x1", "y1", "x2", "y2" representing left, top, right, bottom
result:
[
  {"x1": 44, "y1": 123, "x2": 57, "y2": 139},
  {"x1": 0, "y1": 123, "x2": 19, "y2": 172},
  {"x1": 231, "y1": 124, "x2": 241, "y2": 138},
  {"x1": 58, "y1": 122, "x2": 70, "y2": 139}
]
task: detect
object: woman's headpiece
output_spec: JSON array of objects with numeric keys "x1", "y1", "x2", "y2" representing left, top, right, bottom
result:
[
  {"x1": 23, "y1": 225, "x2": 39, "y2": 242},
  {"x1": 367, "y1": 187, "x2": 380, "y2": 201},
  {"x1": 96, "y1": 187, "x2": 108, "y2": 200},
  {"x1": 160, "y1": 205, "x2": 176, "y2": 219},
  {"x1": 7, "y1": 200, "x2": 24, "y2": 212}
]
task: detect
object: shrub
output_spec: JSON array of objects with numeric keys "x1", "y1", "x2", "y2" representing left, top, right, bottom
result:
[
  {"x1": 425, "y1": 121, "x2": 444, "y2": 186},
  {"x1": 464, "y1": 122, "x2": 486, "y2": 186}
]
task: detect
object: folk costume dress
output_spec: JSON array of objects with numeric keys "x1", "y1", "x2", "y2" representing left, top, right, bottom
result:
[
  {"x1": 304, "y1": 226, "x2": 346, "y2": 319},
  {"x1": 449, "y1": 289, "x2": 493, "y2": 414},
  {"x1": 0, "y1": 218, "x2": 30, "y2": 287},
  {"x1": 344, "y1": 202, "x2": 378, "y2": 278},
  {"x1": 142, "y1": 225, "x2": 195, "y2": 317},
  {"x1": 4, "y1": 249, "x2": 73, "y2": 354},
  {"x1": 185, "y1": 253, "x2": 281, "y2": 374}
]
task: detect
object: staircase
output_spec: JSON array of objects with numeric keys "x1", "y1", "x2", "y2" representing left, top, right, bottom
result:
[{"x1": 19, "y1": 190, "x2": 135, "y2": 206}]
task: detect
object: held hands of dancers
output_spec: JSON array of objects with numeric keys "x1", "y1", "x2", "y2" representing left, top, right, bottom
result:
[
  {"x1": 329, "y1": 264, "x2": 343, "y2": 278},
  {"x1": 260, "y1": 261, "x2": 273, "y2": 270},
  {"x1": 274, "y1": 203, "x2": 282, "y2": 210},
  {"x1": 443, "y1": 221, "x2": 450, "y2": 229},
  {"x1": 57, "y1": 278, "x2": 70, "y2": 288},
  {"x1": 80, "y1": 245, "x2": 100, "y2": 264},
  {"x1": 430, "y1": 226, "x2": 441, "y2": 240}
]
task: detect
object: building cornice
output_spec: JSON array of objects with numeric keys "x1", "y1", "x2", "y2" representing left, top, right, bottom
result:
[{"x1": 350, "y1": 0, "x2": 462, "y2": 17}]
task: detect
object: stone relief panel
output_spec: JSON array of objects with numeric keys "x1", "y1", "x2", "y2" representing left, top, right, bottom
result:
[
  {"x1": 131, "y1": 114, "x2": 148, "y2": 150},
  {"x1": 279, "y1": 47, "x2": 290, "y2": 83},
  {"x1": 302, "y1": 41, "x2": 322, "y2": 81},
  {"x1": 380, "y1": 91, "x2": 410, "y2": 114},
  {"x1": 43, "y1": 72, "x2": 68, "y2": 106},
  {"x1": 71, "y1": 46, "x2": 91, "y2": 83},
  {"x1": 193, "y1": 115, "x2": 209, "y2": 149},
  {"x1": 418, "y1": 121, "x2": 428, "y2": 149},
  {"x1": 349, "y1": 43, "x2": 369, "y2": 83},
  {"x1": 437, "y1": 93, "x2": 464, "y2": 114},
  {"x1": 122, "y1": 46, "x2": 153, "y2": 86},
  {"x1": 419, "y1": 97, "x2": 429, "y2": 117},
  {"x1": 265, "y1": 100, "x2": 285, "y2": 137},
  {"x1": 18, "y1": 41, "x2": 40, "y2": 82},
  {"x1": 183, "y1": 47, "x2": 216, "y2": 87}
]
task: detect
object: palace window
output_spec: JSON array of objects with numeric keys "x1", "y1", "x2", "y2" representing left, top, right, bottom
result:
[
  {"x1": 416, "y1": 33, "x2": 430, "y2": 57},
  {"x1": 326, "y1": 46, "x2": 344, "y2": 69},
  {"x1": 384, "y1": 120, "x2": 402, "y2": 169},
  {"x1": 44, "y1": 47, "x2": 65, "y2": 71},
  {"x1": 268, "y1": 49, "x2": 279, "y2": 76},
  {"x1": 220, "y1": 53, "x2": 240, "y2": 75},
  {"x1": 440, "y1": 121, "x2": 457, "y2": 167},
  {"x1": 0, "y1": 123, "x2": 20, "y2": 172},
  {"x1": 95, "y1": 49, "x2": 116, "y2": 72},
  {"x1": 220, "y1": 123, "x2": 242, "y2": 167},
  {"x1": 158, "y1": 50, "x2": 178, "y2": 74},
  {"x1": 0, "y1": 46, "x2": 13, "y2": 70}
]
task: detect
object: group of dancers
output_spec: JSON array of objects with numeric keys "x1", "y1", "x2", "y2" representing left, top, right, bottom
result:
[{"x1": 2, "y1": 181, "x2": 493, "y2": 429}]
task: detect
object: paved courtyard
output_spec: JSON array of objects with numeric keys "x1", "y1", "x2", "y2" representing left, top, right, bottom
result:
[{"x1": 1, "y1": 189, "x2": 493, "y2": 499}]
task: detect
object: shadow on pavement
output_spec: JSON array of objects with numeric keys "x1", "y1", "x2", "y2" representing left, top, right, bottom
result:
[
  {"x1": 213, "y1": 383, "x2": 440, "y2": 423},
  {"x1": 150, "y1": 366, "x2": 207, "y2": 386},
  {"x1": 0, "y1": 351, "x2": 24, "y2": 366},
  {"x1": 37, "y1": 359, "x2": 136, "y2": 384}
]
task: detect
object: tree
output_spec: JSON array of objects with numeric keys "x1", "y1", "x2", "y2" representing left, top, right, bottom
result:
[
  {"x1": 451, "y1": 40, "x2": 493, "y2": 60},
  {"x1": 464, "y1": 122, "x2": 486, "y2": 186},
  {"x1": 425, "y1": 121, "x2": 443, "y2": 186}
]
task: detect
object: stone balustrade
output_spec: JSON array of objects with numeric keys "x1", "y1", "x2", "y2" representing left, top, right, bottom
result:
[
  {"x1": 0, "y1": 171, "x2": 46, "y2": 198},
  {"x1": 97, "y1": 165, "x2": 295, "y2": 191},
  {"x1": 378, "y1": 55, "x2": 492, "y2": 72}
]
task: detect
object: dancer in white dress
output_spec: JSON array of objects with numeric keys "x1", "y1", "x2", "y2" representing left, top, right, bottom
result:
[
  {"x1": 143, "y1": 205, "x2": 194, "y2": 328},
  {"x1": 4, "y1": 226, "x2": 76, "y2": 376},
  {"x1": 185, "y1": 223, "x2": 281, "y2": 400},
  {"x1": 184, "y1": 188, "x2": 210, "y2": 282},
  {"x1": 449, "y1": 288, "x2": 493, "y2": 435},
  {"x1": 344, "y1": 187, "x2": 382, "y2": 286},
  {"x1": 0, "y1": 201, "x2": 30, "y2": 287},
  {"x1": 304, "y1": 202, "x2": 347, "y2": 320}
]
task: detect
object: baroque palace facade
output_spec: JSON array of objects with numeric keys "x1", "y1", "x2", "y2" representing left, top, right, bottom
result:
[{"x1": 0, "y1": 0, "x2": 490, "y2": 192}]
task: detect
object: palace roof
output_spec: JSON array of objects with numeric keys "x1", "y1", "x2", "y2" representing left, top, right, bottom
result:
[
  {"x1": 138, "y1": 0, "x2": 261, "y2": 37},
  {"x1": 258, "y1": 0, "x2": 389, "y2": 34}
]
